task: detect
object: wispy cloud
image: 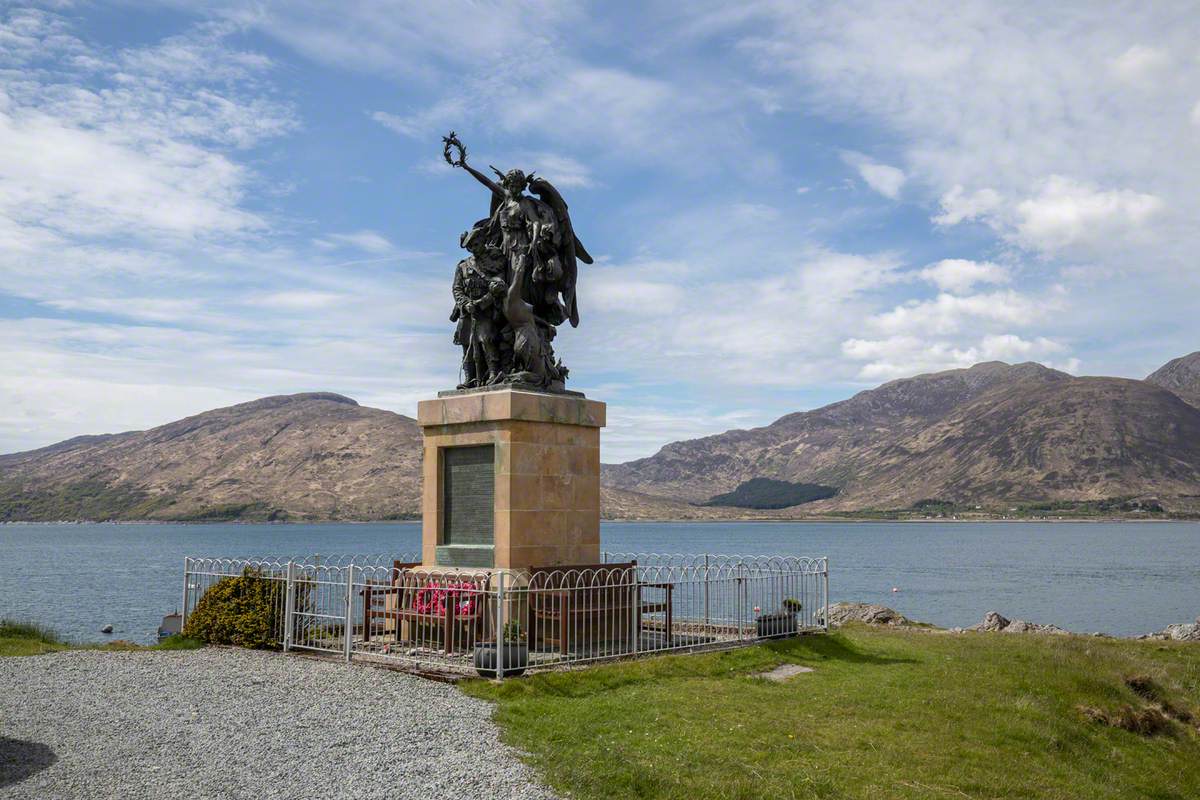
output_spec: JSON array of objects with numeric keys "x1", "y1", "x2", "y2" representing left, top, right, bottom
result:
[
  {"x1": 726, "y1": 1, "x2": 1198, "y2": 271},
  {"x1": 840, "y1": 151, "x2": 906, "y2": 199},
  {"x1": 313, "y1": 230, "x2": 395, "y2": 253},
  {"x1": 0, "y1": 8, "x2": 457, "y2": 452},
  {"x1": 3, "y1": 1, "x2": 1199, "y2": 462}
]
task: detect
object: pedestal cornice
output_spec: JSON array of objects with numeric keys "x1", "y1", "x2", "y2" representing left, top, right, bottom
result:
[{"x1": 417, "y1": 387, "x2": 605, "y2": 429}]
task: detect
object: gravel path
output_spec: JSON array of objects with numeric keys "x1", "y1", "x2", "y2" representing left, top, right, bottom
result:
[{"x1": 0, "y1": 649, "x2": 558, "y2": 799}]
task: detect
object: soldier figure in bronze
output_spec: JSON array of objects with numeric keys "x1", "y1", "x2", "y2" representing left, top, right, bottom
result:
[
  {"x1": 443, "y1": 132, "x2": 591, "y2": 392},
  {"x1": 451, "y1": 221, "x2": 507, "y2": 388}
]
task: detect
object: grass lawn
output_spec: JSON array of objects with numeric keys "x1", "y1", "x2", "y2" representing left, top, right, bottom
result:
[
  {"x1": 0, "y1": 619, "x2": 202, "y2": 657},
  {"x1": 464, "y1": 626, "x2": 1200, "y2": 800}
]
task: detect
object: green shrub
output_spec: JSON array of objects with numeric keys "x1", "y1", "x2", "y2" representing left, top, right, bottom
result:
[{"x1": 183, "y1": 569, "x2": 284, "y2": 649}]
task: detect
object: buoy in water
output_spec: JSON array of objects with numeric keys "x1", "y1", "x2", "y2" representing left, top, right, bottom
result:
[{"x1": 891, "y1": 587, "x2": 900, "y2": 593}]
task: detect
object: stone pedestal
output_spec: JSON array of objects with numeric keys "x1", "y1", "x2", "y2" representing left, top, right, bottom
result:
[{"x1": 417, "y1": 387, "x2": 605, "y2": 572}]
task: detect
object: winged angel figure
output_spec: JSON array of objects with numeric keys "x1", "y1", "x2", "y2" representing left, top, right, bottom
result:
[{"x1": 443, "y1": 132, "x2": 593, "y2": 392}]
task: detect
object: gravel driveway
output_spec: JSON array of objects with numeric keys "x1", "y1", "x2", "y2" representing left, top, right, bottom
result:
[{"x1": 0, "y1": 649, "x2": 558, "y2": 799}]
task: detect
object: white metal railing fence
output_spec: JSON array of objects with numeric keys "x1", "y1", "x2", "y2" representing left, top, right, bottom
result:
[
  {"x1": 181, "y1": 554, "x2": 422, "y2": 655},
  {"x1": 182, "y1": 553, "x2": 828, "y2": 678}
]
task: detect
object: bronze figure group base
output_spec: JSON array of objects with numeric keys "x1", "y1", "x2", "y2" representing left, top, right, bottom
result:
[{"x1": 438, "y1": 383, "x2": 586, "y2": 400}]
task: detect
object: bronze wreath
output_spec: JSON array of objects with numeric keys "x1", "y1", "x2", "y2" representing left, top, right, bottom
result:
[{"x1": 442, "y1": 131, "x2": 467, "y2": 168}]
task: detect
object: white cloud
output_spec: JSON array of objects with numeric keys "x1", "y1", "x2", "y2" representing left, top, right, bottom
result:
[
  {"x1": 216, "y1": 0, "x2": 581, "y2": 78},
  {"x1": 726, "y1": 2, "x2": 1199, "y2": 269},
  {"x1": 841, "y1": 150, "x2": 906, "y2": 199},
  {"x1": 0, "y1": 16, "x2": 295, "y2": 244},
  {"x1": 1110, "y1": 45, "x2": 1169, "y2": 85},
  {"x1": 318, "y1": 0, "x2": 735, "y2": 170},
  {"x1": 4, "y1": 2, "x2": 1196, "y2": 463},
  {"x1": 372, "y1": 65, "x2": 721, "y2": 165},
  {"x1": 315, "y1": 230, "x2": 395, "y2": 253},
  {"x1": 118, "y1": 26, "x2": 275, "y2": 85},
  {"x1": 0, "y1": 107, "x2": 262, "y2": 237},
  {"x1": 918, "y1": 259, "x2": 1009, "y2": 294},
  {"x1": 0, "y1": 8, "x2": 87, "y2": 67},
  {"x1": 587, "y1": 262, "x2": 686, "y2": 316},
  {"x1": 933, "y1": 185, "x2": 1001, "y2": 226},
  {"x1": 869, "y1": 290, "x2": 1042, "y2": 337},
  {"x1": 600, "y1": 404, "x2": 763, "y2": 464},
  {"x1": 0, "y1": 10, "x2": 465, "y2": 453},
  {"x1": 45, "y1": 297, "x2": 208, "y2": 324},
  {"x1": 0, "y1": 375, "x2": 251, "y2": 453},
  {"x1": 838, "y1": 260, "x2": 1075, "y2": 381},
  {"x1": 371, "y1": 107, "x2": 461, "y2": 140},
  {"x1": 978, "y1": 333, "x2": 1067, "y2": 360},
  {"x1": 1015, "y1": 175, "x2": 1162, "y2": 253},
  {"x1": 0, "y1": 316, "x2": 452, "y2": 452},
  {"x1": 570, "y1": 220, "x2": 906, "y2": 390},
  {"x1": 842, "y1": 332, "x2": 1071, "y2": 381},
  {"x1": 523, "y1": 153, "x2": 593, "y2": 188},
  {"x1": 357, "y1": 14, "x2": 769, "y2": 175}
]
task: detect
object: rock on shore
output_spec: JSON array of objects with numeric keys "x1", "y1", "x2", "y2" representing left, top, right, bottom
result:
[
  {"x1": 1139, "y1": 617, "x2": 1200, "y2": 642},
  {"x1": 822, "y1": 602, "x2": 914, "y2": 627},
  {"x1": 965, "y1": 611, "x2": 1069, "y2": 635},
  {"x1": 821, "y1": 603, "x2": 1199, "y2": 641}
]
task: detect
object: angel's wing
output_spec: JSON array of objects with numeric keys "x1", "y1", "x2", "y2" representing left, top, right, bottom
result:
[{"x1": 528, "y1": 176, "x2": 590, "y2": 327}]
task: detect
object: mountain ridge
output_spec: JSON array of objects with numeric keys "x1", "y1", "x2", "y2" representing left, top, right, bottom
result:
[
  {"x1": 0, "y1": 392, "x2": 420, "y2": 522},
  {"x1": 602, "y1": 359, "x2": 1200, "y2": 513},
  {"x1": 1146, "y1": 351, "x2": 1200, "y2": 409},
  {"x1": 3, "y1": 356, "x2": 1199, "y2": 521}
]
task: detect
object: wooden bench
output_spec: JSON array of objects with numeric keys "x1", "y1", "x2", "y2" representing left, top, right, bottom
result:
[
  {"x1": 525, "y1": 561, "x2": 673, "y2": 656},
  {"x1": 362, "y1": 561, "x2": 490, "y2": 654}
]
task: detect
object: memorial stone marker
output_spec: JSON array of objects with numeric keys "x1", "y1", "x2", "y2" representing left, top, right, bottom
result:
[{"x1": 418, "y1": 133, "x2": 604, "y2": 572}]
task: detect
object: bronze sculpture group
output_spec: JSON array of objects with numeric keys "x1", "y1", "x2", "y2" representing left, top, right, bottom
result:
[{"x1": 443, "y1": 132, "x2": 592, "y2": 393}]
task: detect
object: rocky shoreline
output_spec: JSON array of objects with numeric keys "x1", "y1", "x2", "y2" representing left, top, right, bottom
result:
[{"x1": 823, "y1": 602, "x2": 1200, "y2": 641}]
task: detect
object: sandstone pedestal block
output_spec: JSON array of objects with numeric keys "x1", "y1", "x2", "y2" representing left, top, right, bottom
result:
[{"x1": 417, "y1": 388, "x2": 605, "y2": 572}]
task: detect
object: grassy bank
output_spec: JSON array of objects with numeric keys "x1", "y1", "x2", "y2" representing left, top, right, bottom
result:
[
  {"x1": 0, "y1": 619, "x2": 202, "y2": 657},
  {"x1": 465, "y1": 626, "x2": 1200, "y2": 799}
]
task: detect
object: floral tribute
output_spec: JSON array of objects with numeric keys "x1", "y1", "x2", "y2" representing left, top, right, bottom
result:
[{"x1": 414, "y1": 582, "x2": 479, "y2": 616}]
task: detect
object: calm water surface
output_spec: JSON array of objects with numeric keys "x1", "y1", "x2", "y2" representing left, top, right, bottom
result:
[{"x1": 1, "y1": 521, "x2": 1197, "y2": 642}]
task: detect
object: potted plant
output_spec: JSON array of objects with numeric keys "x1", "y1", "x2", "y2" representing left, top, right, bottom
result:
[
  {"x1": 474, "y1": 621, "x2": 529, "y2": 678},
  {"x1": 756, "y1": 598, "x2": 801, "y2": 638}
]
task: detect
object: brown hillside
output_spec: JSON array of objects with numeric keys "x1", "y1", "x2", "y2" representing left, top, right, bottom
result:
[
  {"x1": 602, "y1": 362, "x2": 1200, "y2": 512},
  {"x1": 0, "y1": 393, "x2": 422, "y2": 521},
  {"x1": 5, "y1": 357, "x2": 1200, "y2": 521}
]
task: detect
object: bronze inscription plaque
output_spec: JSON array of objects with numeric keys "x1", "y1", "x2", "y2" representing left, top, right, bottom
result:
[{"x1": 442, "y1": 445, "x2": 494, "y2": 547}]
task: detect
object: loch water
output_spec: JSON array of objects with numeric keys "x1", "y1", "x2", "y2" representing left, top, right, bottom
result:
[{"x1": 1, "y1": 520, "x2": 1197, "y2": 643}]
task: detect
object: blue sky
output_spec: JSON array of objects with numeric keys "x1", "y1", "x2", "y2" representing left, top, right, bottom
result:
[{"x1": 2, "y1": 1, "x2": 1198, "y2": 462}]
